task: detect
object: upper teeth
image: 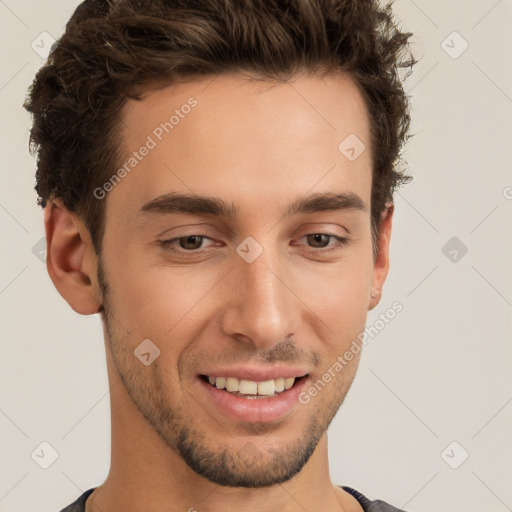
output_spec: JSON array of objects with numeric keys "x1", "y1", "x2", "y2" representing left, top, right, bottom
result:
[{"x1": 207, "y1": 376, "x2": 296, "y2": 395}]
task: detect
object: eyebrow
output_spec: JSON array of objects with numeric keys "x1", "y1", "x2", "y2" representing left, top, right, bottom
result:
[{"x1": 138, "y1": 191, "x2": 367, "y2": 219}]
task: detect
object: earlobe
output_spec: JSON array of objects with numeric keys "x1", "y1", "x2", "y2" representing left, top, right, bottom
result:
[
  {"x1": 368, "y1": 203, "x2": 394, "y2": 311},
  {"x1": 44, "y1": 198, "x2": 102, "y2": 315}
]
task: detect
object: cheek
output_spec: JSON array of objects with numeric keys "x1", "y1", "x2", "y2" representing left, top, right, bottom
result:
[
  {"x1": 105, "y1": 252, "x2": 221, "y2": 342},
  {"x1": 297, "y1": 258, "x2": 373, "y2": 326},
  {"x1": 103, "y1": 225, "x2": 374, "y2": 342}
]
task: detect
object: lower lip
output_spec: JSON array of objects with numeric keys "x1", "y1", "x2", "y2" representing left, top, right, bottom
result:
[{"x1": 197, "y1": 376, "x2": 309, "y2": 423}]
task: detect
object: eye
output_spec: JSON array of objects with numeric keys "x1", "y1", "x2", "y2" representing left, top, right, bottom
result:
[
  {"x1": 157, "y1": 232, "x2": 349, "y2": 256},
  {"x1": 158, "y1": 234, "x2": 216, "y2": 253},
  {"x1": 296, "y1": 233, "x2": 349, "y2": 253}
]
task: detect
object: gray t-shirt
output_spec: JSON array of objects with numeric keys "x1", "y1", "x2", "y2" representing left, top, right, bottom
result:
[{"x1": 58, "y1": 486, "x2": 406, "y2": 511}]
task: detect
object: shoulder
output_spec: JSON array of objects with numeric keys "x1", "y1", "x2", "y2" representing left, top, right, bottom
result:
[
  {"x1": 340, "y1": 486, "x2": 407, "y2": 512},
  {"x1": 57, "y1": 488, "x2": 96, "y2": 512}
]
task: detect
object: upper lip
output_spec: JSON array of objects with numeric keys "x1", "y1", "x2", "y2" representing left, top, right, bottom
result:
[{"x1": 198, "y1": 366, "x2": 310, "y2": 382}]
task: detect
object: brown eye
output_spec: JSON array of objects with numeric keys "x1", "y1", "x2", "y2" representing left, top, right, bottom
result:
[
  {"x1": 294, "y1": 233, "x2": 349, "y2": 254},
  {"x1": 177, "y1": 235, "x2": 205, "y2": 250},
  {"x1": 306, "y1": 234, "x2": 331, "y2": 248},
  {"x1": 158, "y1": 233, "x2": 215, "y2": 253}
]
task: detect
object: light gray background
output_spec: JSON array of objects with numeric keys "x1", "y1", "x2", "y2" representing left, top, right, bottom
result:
[{"x1": 1, "y1": 1, "x2": 511, "y2": 511}]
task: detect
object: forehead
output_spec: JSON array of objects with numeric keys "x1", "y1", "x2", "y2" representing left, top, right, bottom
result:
[{"x1": 111, "y1": 71, "x2": 372, "y2": 221}]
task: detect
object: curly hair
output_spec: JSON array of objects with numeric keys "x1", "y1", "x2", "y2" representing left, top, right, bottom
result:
[{"x1": 23, "y1": 0, "x2": 416, "y2": 258}]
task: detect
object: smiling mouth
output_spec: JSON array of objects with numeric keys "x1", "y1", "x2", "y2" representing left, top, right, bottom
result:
[{"x1": 199, "y1": 374, "x2": 309, "y2": 398}]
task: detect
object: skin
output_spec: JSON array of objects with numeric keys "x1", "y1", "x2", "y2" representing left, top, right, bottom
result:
[{"x1": 45, "y1": 71, "x2": 393, "y2": 512}]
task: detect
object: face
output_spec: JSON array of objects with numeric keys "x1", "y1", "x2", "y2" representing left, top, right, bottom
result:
[{"x1": 96, "y1": 71, "x2": 389, "y2": 487}]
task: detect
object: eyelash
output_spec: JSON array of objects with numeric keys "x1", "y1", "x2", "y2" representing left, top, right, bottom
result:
[{"x1": 157, "y1": 233, "x2": 349, "y2": 255}]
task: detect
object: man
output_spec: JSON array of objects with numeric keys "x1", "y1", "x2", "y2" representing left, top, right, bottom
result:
[{"x1": 24, "y1": 0, "x2": 416, "y2": 510}]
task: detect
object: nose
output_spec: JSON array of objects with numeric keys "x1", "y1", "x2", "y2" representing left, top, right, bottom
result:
[{"x1": 220, "y1": 244, "x2": 300, "y2": 351}]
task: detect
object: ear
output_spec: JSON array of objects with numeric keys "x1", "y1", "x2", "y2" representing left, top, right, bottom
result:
[
  {"x1": 368, "y1": 203, "x2": 394, "y2": 310},
  {"x1": 44, "y1": 198, "x2": 102, "y2": 315}
]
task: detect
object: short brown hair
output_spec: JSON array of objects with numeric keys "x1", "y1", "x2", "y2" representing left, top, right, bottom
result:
[{"x1": 24, "y1": 0, "x2": 416, "y2": 258}]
